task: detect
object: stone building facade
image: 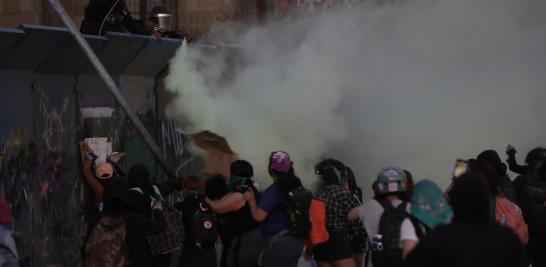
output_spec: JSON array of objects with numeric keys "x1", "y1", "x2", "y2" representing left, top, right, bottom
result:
[{"x1": 0, "y1": 0, "x2": 267, "y2": 39}]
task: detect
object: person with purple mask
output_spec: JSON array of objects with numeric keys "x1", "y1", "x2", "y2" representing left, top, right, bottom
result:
[{"x1": 244, "y1": 151, "x2": 305, "y2": 267}]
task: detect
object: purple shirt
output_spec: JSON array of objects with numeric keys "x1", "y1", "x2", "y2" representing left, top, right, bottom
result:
[{"x1": 258, "y1": 183, "x2": 289, "y2": 237}]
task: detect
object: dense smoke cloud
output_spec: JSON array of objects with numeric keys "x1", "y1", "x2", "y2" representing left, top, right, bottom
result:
[{"x1": 166, "y1": 0, "x2": 546, "y2": 194}]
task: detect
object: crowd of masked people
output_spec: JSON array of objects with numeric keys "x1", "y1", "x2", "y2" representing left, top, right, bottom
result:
[{"x1": 77, "y1": 142, "x2": 546, "y2": 267}]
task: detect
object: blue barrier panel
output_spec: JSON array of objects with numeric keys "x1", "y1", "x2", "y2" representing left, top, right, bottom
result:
[
  {"x1": 0, "y1": 25, "x2": 70, "y2": 71},
  {"x1": 81, "y1": 32, "x2": 150, "y2": 76},
  {"x1": 37, "y1": 34, "x2": 107, "y2": 75},
  {"x1": 122, "y1": 37, "x2": 182, "y2": 77},
  {"x1": 0, "y1": 28, "x2": 25, "y2": 61}
]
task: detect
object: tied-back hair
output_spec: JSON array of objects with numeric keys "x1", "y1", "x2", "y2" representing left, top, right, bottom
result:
[
  {"x1": 231, "y1": 160, "x2": 254, "y2": 178},
  {"x1": 270, "y1": 166, "x2": 302, "y2": 197},
  {"x1": 314, "y1": 158, "x2": 346, "y2": 187},
  {"x1": 128, "y1": 164, "x2": 153, "y2": 196}
]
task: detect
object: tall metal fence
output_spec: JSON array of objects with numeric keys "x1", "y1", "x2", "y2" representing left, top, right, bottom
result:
[{"x1": 0, "y1": 24, "x2": 220, "y2": 266}]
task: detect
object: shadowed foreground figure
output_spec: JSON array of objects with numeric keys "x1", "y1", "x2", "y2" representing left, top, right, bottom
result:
[{"x1": 404, "y1": 172, "x2": 526, "y2": 267}]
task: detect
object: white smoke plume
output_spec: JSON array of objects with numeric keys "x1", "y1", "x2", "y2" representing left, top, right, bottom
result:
[{"x1": 165, "y1": 0, "x2": 546, "y2": 195}]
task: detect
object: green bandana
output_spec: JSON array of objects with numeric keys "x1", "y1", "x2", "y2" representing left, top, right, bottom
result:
[{"x1": 226, "y1": 175, "x2": 249, "y2": 192}]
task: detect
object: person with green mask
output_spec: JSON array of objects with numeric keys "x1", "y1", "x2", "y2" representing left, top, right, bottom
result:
[
  {"x1": 206, "y1": 160, "x2": 266, "y2": 267},
  {"x1": 400, "y1": 179, "x2": 452, "y2": 258}
]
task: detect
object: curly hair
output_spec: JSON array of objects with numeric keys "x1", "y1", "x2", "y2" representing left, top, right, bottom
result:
[{"x1": 314, "y1": 158, "x2": 347, "y2": 187}]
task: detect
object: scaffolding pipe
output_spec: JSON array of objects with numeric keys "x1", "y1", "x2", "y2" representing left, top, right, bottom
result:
[{"x1": 47, "y1": 0, "x2": 177, "y2": 180}]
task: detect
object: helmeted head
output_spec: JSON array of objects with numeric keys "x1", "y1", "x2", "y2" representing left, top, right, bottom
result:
[
  {"x1": 148, "y1": 4, "x2": 172, "y2": 31},
  {"x1": 374, "y1": 166, "x2": 407, "y2": 196}
]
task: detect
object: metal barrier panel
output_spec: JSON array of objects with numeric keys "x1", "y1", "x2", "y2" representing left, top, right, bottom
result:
[
  {"x1": 0, "y1": 28, "x2": 25, "y2": 61},
  {"x1": 0, "y1": 24, "x2": 223, "y2": 266},
  {"x1": 37, "y1": 34, "x2": 108, "y2": 75},
  {"x1": 0, "y1": 25, "x2": 70, "y2": 71}
]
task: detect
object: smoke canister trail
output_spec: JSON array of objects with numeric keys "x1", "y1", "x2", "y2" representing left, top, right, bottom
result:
[{"x1": 166, "y1": 0, "x2": 546, "y2": 192}]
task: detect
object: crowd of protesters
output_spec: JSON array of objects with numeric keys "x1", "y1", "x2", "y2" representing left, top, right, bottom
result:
[
  {"x1": 2, "y1": 143, "x2": 543, "y2": 267},
  {"x1": 71, "y1": 143, "x2": 546, "y2": 267}
]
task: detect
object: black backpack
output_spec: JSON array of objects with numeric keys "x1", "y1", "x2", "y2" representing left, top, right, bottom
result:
[
  {"x1": 408, "y1": 215, "x2": 430, "y2": 241},
  {"x1": 284, "y1": 186, "x2": 313, "y2": 238},
  {"x1": 189, "y1": 201, "x2": 218, "y2": 247},
  {"x1": 372, "y1": 201, "x2": 408, "y2": 267}
]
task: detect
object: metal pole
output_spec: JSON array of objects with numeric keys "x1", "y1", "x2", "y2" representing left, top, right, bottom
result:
[{"x1": 47, "y1": 0, "x2": 176, "y2": 180}]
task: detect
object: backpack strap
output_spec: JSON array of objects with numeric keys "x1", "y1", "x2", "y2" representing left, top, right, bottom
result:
[
  {"x1": 129, "y1": 187, "x2": 144, "y2": 195},
  {"x1": 257, "y1": 230, "x2": 290, "y2": 266},
  {"x1": 152, "y1": 185, "x2": 163, "y2": 200},
  {"x1": 408, "y1": 215, "x2": 429, "y2": 241},
  {"x1": 378, "y1": 199, "x2": 407, "y2": 214}
]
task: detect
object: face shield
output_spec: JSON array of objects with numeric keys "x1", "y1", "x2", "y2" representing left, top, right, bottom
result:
[
  {"x1": 148, "y1": 4, "x2": 173, "y2": 31},
  {"x1": 154, "y1": 13, "x2": 172, "y2": 31}
]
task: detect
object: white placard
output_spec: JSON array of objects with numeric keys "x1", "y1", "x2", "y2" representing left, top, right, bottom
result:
[{"x1": 84, "y1": 138, "x2": 112, "y2": 164}]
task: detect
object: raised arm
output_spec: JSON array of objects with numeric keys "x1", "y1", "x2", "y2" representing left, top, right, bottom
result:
[
  {"x1": 244, "y1": 190, "x2": 268, "y2": 222},
  {"x1": 80, "y1": 142, "x2": 103, "y2": 206},
  {"x1": 206, "y1": 192, "x2": 246, "y2": 214}
]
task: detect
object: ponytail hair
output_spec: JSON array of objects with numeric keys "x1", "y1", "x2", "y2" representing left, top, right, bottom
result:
[
  {"x1": 314, "y1": 158, "x2": 346, "y2": 187},
  {"x1": 271, "y1": 166, "x2": 302, "y2": 197}
]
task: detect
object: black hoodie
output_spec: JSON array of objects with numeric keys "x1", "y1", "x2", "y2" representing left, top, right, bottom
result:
[
  {"x1": 81, "y1": 0, "x2": 151, "y2": 36},
  {"x1": 404, "y1": 173, "x2": 526, "y2": 267},
  {"x1": 101, "y1": 177, "x2": 166, "y2": 267}
]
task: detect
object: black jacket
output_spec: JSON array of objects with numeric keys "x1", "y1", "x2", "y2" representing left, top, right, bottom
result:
[
  {"x1": 507, "y1": 151, "x2": 530, "y2": 176},
  {"x1": 81, "y1": 0, "x2": 151, "y2": 36},
  {"x1": 129, "y1": 178, "x2": 183, "y2": 219},
  {"x1": 404, "y1": 223, "x2": 526, "y2": 267},
  {"x1": 126, "y1": 210, "x2": 166, "y2": 267}
]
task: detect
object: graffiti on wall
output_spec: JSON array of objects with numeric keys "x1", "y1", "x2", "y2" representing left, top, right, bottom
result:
[{"x1": 0, "y1": 84, "x2": 83, "y2": 267}]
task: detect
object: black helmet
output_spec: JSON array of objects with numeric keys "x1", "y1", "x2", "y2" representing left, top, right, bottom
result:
[{"x1": 148, "y1": 4, "x2": 172, "y2": 31}]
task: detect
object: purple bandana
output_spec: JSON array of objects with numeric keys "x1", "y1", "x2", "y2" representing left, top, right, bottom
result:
[{"x1": 269, "y1": 151, "x2": 293, "y2": 173}]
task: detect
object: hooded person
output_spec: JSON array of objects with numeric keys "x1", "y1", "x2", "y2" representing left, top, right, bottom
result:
[
  {"x1": 511, "y1": 147, "x2": 546, "y2": 206},
  {"x1": 399, "y1": 179, "x2": 452, "y2": 258},
  {"x1": 127, "y1": 163, "x2": 182, "y2": 218},
  {"x1": 80, "y1": 0, "x2": 151, "y2": 36},
  {"x1": 517, "y1": 159, "x2": 546, "y2": 267},
  {"x1": 506, "y1": 145, "x2": 545, "y2": 176},
  {"x1": 86, "y1": 177, "x2": 166, "y2": 267},
  {"x1": 243, "y1": 151, "x2": 305, "y2": 267},
  {"x1": 404, "y1": 172, "x2": 527, "y2": 267},
  {"x1": 348, "y1": 166, "x2": 411, "y2": 267},
  {"x1": 477, "y1": 150, "x2": 518, "y2": 204}
]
